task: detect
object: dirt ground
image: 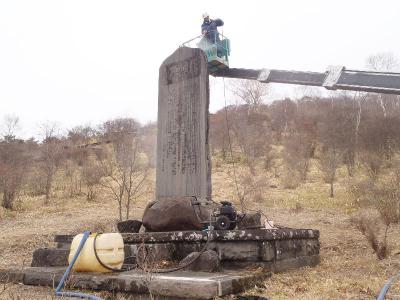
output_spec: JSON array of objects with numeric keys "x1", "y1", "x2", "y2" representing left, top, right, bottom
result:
[{"x1": 0, "y1": 163, "x2": 399, "y2": 299}]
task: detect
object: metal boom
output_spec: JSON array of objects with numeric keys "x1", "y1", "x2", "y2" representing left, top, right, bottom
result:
[{"x1": 214, "y1": 66, "x2": 400, "y2": 95}]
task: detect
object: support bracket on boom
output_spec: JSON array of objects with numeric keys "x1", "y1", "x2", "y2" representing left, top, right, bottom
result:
[{"x1": 323, "y1": 66, "x2": 345, "y2": 89}]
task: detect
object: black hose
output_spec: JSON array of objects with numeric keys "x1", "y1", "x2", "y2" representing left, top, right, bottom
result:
[
  {"x1": 93, "y1": 233, "x2": 134, "y2": 272},
  {"x1": 141, "y1": 228, "x2": 213, "y2": 274}
]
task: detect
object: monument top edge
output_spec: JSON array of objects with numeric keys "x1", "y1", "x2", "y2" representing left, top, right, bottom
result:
[{"x1": 160, "y1": 47, "x2": 207, "y2": 67}]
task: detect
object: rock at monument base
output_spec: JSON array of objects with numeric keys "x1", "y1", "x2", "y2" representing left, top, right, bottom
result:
[
  {"x1": 179, "y1": 250, "x2": 220, "y2": 272},
  {"x1": 237, "y1": 212, "x2": 263, "y2": 229},
  {"x1": 142, "y1": 197, "x2": 211, "y2": 232},
  {"x1": 31, "y1": 248, "x2": 69, "y2": 267},
  {"x1": 117, "y1": 219, "x2": 142, "y2": 233}
]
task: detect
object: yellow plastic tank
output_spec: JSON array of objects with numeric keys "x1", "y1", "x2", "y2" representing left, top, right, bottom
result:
[{"x1": 68, "y1": 233, "x2": 124, "y2": 273}]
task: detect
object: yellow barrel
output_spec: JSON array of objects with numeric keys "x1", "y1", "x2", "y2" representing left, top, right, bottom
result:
[{"x1": 68, "y1": 233, "x2": 124, "y2": 273}]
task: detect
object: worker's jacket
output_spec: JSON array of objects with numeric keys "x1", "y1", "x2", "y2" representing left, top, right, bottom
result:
[{"x1": 201, "y1": 18, "x2": 224, "y2": 44}]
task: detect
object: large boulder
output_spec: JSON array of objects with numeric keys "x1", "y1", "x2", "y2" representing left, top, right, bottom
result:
[
  {"x1": 142, "y1": 196, "x2": 212, "y2": 232},
  {"x1": 179, "y1": 250, "x2": 220, "y2": 272}
]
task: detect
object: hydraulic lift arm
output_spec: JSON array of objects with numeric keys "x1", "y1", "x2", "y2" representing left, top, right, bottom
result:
[{"x1": 214, "y1": 66, "x2": 400, "y2": 95}]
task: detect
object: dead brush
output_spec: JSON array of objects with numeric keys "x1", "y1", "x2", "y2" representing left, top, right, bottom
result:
[
  {"x1": 0, "y1": 276, "x2": 11, "y2": 297},
  {"x1": 350, "y1": 213, "x2": 389, "y2": 259},
  {"x1": 349, "y1": 175, "x2": 400, "y2": 259},
  {"x1": 290, "y1": 202, "x2": 303, "y2": 214},
  {"x1": 281, "y1": 168, "x2": 300, "y2": 189}
]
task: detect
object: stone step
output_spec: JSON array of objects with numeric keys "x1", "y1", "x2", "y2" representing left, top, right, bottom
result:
[{"x1": 0, "y1": 267, "x2": 270, "y2": 299}]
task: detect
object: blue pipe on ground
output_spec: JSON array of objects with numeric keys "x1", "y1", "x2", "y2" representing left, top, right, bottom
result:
[
  {"x1": 377, "y1": 272, "x2": 400, "y2": 300},
  {"x1": 55, "y1": 230, "x2": 104, "y2": 300}
]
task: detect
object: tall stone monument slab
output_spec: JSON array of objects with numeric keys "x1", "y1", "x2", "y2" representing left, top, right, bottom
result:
[{"x1": 156, "y1": 47, "x2": 211, "y2": 200}]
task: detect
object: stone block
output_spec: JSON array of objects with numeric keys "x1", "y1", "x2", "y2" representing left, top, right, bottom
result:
[
  {"x1": 274, "y1": 255, "x2": 320, "y2": 272},
  {"x1": 179, "y1": 250, "x2": 220, "y2": 272},
  {"x1": 23, "y1": 267, "x2": 63, "y2": 286},
  {"x1": 56, "y1": 242, "x2": 70, "y2": 249},
  {"x1": 304, "y1": 239, "x2": 320, "y2": 256},
  {"x1": 217, "y1": 241, "x2": 260, "y2": 261},
  {"x1": 261, "y1": 241, "x2": 275, "y2": 262},
  {"x1": 126, "y1": 243, "x2": 176, "y2": 263},
  {"x1": 174, "y1": 242, "x2": 203, "y2": 260},
  {"x1": 275, "y1": 239, "x2": 304, "y2": 260},
  {"x1": 31, "y1": 248, "x2": 69, "y2": 267},
  {"x1": 117, "y1": 219, "x2": 142, "y2": 233},
  {"x1": 148, "y1": 278, "x2": 218, "y2": 299}
]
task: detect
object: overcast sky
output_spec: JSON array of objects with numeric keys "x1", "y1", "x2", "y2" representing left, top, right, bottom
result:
[{"x1": 1, "y1": 0, "x2": 399, "y2": 138}]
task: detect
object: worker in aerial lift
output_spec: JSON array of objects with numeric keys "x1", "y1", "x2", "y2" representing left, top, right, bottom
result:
[{"x1": 201, "y1": 12, "x2": 224, "y2": 56}]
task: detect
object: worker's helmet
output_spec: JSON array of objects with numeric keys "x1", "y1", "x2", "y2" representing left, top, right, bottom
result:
[{"x1": 202, "y1": 12, "x2": 209, "y2": 19}]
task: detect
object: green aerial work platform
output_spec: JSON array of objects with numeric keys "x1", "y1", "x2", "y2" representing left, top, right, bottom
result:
[{"x1": 182, "y1": 32, "x2": 230, "y2": 74}]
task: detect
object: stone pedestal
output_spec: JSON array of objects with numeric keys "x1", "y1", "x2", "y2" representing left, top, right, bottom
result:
[
  {"x1": 156, "y1": 47, "x2": 211, "y2": 200},
  {"x1": 53, "y1": 228, "x2": 320, "y2": 271}
]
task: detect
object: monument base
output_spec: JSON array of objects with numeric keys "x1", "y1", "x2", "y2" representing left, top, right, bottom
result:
[{"x1": 1, "y1": 228, "x2": 320, "y2": 299}]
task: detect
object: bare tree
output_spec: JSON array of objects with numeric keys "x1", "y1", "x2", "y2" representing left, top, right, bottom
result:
[
  {"x1": 209, "y1": 111, "x2": 229, "y2": 159},
  {"x1": 64, "y1": 159, "x2": 82, "y2": 197},
  {"x1": 38, "y1": 123, "x2": 65, "y2": 202},
  {"x1": 365, "y1": 53, "x2": 400, "y2": 161},
  {"x1": 99, "y1": 119, "x2": 149, "y2": 220},
  {"x1": 140, "y1": 122, "x2": 157, "y2": 168},
  {"x1": 67, "y1": 124, "x2": 97, "y2": 146},
  {"x1": 367, "y1": 52, "x2": 397, "y2": 118},
  {"x1": 225, "y1": 167, "x2": 268, "y2": 211},
  {"x1": 366, "y1": 52, "x2": 399, "y2": 72},
  {"x1": 319, "y1": 148, "x2": 341, "y2": 198},
  {"x1": 269, "y1": 99, "x2": 297, "y2": 142},
  {"x1": 0, "y1": 117, "x2": 31, "y2": 209},
  {"x1": 283, "y1": 130, "x2": 314, "y2": 182},
  {"x1": 360, "y1": 151, "x2": 384, "y2": 180},
  {"x1": 2, "y1": 115, "x2": 20, "y2": 141},
  {"x1": 232, "y1": 79, "x2": 270, "y2": 107},
  {"x1": 81, "y1": 157, "x2": 103, "y2": 201},
  {"x1": 230, "y1": 106, "x2": 272, "y2": 175}
]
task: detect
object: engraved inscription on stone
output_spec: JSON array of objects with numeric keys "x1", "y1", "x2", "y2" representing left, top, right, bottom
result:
[
  {"x1": 165, "y1": 55, "x2": 201, "y2": 85},
  {"x1": 156, "y1": 47, "x2": 211, "y2": 200},
  {"x1": 161, "y1": 80, "x2": 199, "y2": 176}
]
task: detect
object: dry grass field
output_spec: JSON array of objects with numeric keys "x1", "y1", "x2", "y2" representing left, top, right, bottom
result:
[{"x1": 0, "y1": 158, "x2": 399, "y2": 300}]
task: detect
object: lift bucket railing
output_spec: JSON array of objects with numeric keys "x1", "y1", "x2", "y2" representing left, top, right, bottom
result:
[
  {"x1": 181, "y1": 32, "x2": 230, "y2": 73},
  {"x1": 182, "y1": 32, "x2": 230, "y2": 61}
]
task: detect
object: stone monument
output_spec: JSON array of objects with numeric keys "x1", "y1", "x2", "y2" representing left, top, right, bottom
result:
[{"x1": 156, "y1": 47, "x2": 211, "y2": 200}]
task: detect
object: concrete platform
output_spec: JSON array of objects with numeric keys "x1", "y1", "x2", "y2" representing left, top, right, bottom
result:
[{"x1": 0, "y1": 267, "x2": 270, "y2": 299}]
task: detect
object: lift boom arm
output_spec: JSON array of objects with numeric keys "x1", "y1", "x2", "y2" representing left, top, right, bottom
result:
[{"x1": 214, "y1": 66, "x2": 400, "y2": 95}]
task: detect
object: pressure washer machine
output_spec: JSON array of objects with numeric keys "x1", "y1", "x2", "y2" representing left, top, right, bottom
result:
[{"x1": 191, "y1": 197, "x2": 244, "y2": 230}]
